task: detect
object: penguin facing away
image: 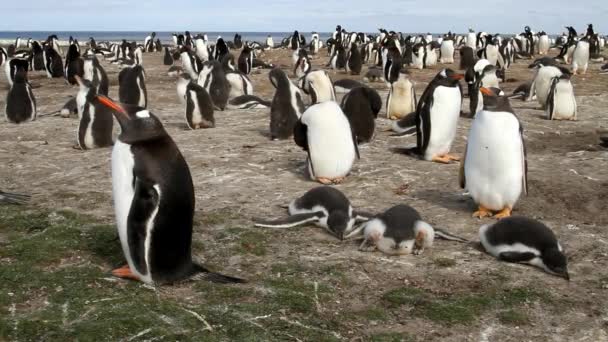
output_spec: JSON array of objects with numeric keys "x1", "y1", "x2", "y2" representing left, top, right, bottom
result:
[
  {"x1": 546, "y1": 74, "x2": 577, "y2": 121},
  {"x1": 65, "y1": 44, "x2": 84, "y2": 85},
  {"x1": 96, "y1": 96, "x2": 245, "y2": 285},
  {"x1": 118, "y1": 65, "x2": 147, "y2": 108},
  {"x1": 269, "y1": 68, "x2": 305, "y2": 140},
  {"x1": 5, "y1": 67, "x2": 36, "y2": 124},
  {"x1": 341, "y1": 86, "x2": 382, "y2": 144},
  {"x1": 254, "y1": 186, "x2": 371, "y2": 240},
  {"x1": 460, "y1": 87, "x2": 527, "y2": 219},
  {"x1": 75, "y1": 76, "x2": 114, "y2": 149},
  {"x1": 479, "y1": 216, "x2": 569, "y2": 280},
  {"x1": 184, "y1": 81, "x2": 215, "y2": 129},
  {"x1": 294, "y1": 101, "x2": 359, "y2": 185},
  {"x1": 163, "y1": 47, "x2": 174, "y2": 66}
]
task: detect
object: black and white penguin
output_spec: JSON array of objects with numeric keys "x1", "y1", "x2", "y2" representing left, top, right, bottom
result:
[
  {"x1": 386, "y1": 70, "x2": 416, "y2": 120},
  {"x1": 43, "y1": 44, "x2": 63, "y2": 78},
  {"x1": 118, "y1": 65, "x2": 147, "y2": 108},
  {"x1": 0, "y1": 47, "x2": 7, "y2": 67},
  {"x1": 346, "y1": 43, "x2": 362, "y2": 75},
  {"x1": 194, "y1": 36, "x2": 209, "y2": 62},
  {"x1": 163, "y1": 47, "x2": 174, "y2": 66},
  {"x1": 197, "y1": 60, "x2": 230, "y2": 110},
  {"x1": 227, "y1": 94, "x2": 271, "y2": 109},
  {"x1": 300, "y1": 70, "x2": 335, "y2": 104},
  {"x1": 269, "y1": 68, "x2": 305, "y2": 140},
  {"x1": 459, "y1": 46, "x2": 476, "y2": 71},
  {"x1": 333, "y1": 78, "x2": 365, "y2": 94},
  {"x1": 96, "y1": 96, "x2": 245, "y2": 285},
  {"x1": 460, "y1": 87, "x2": 527, "y2": 219},
  {"x1": 155, "y1": 39, "x2": 163, "y2": 52},
  {"x1": 290, "y1": 30, "x2": 302, "y2": 50},
  {"x1": 546, "y1": 73, "x2": 577, "y2": 121},
  {"x1": 345, "y1": 204, "x2": 467, "y2": 255},
  {"x1": 0, "y1": 190, "x2": 30, "y2": 205},
  {"x1": 572, "y1": 38, "x2": 590, "y2": 75},
  {"x1": 180, "y1": 48, "x2": 200, "y2": 79},
  {"x1": 5, "y1": 66, "x2": 36, "y2": 124},
  {"x1": 329, "y1": 44, "x2": 347, "y2": 70},
  {"x1": 412, "y1": 69, "x2": 463, "y2": 163},
  {"x1": 214, "y1": 38, "x2": 229, "y2": 61},
  {"x1": 237, "y1": 45, "x2": 254, "y2": 75},
  {"x1": 439, "y1": 37, "x2": 455, "y2": 63},
  {"x1": 294, "y1": 49, "x2": 311, "y2": 77},
  {"x1": 184, "y1": 81, "x2": 215, "y2": 129},
  {"x1": 537, "y1": 31, "x2": 550, "y2": 55},
  {"x1": 83, "y1": 56, "x2": 109, "y2": 96},
  {"x1": 508, "y1": 82, "x2": 533, "y2": 100},
  {"x1": 467, "y1": 59, "x2": 500, "y2": 116},
  {"x1": 29, "y1": 41, "x2": 45, "y2": 71},
  {"x1": 218, "y1": 54, "x2": 253, "y2": 99},
  {"x1": 4, "y1": 58, "x2": 29, "y2": 87},
  {"x1": 60, "y1": 97, "x2": 78, "y2": 117},
  {"x1": 64, "y1": 44, "x2": 84, "y2": 85},
  {"x1": 254, "y1": 186, "x2": 371, "y2": 240},
  {"x1": 341, "y1": 86, "x2": 382, "y2": 143},
  {"x1": 294, "y1": 101, "x2": 359, "y2": 184},
  {"x1": 144, "y1": 32, "x2": 156, "y2": 52},
  {"x1": 75, "y1": 76, "x2": 114, "y2": 149},
  {"x1": 527, "y1": 58, "x2": 568, "y2": 109},
  {"x1": 479, "y1": 216, "x2": 569, "y2": 280}
]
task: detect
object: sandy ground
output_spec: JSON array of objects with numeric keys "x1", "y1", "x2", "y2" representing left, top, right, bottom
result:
[{"x1": 1, "y1": 44, "x2": 608, "y2": 340}]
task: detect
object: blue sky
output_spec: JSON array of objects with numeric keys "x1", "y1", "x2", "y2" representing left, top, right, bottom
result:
[{"x1": 1, "y1": 0, "x2": 606, "y2": 34}]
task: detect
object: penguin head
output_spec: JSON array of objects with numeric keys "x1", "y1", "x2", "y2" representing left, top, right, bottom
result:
[
  {"x1": 97, "y1": 96, "x2": 167, "y2": 144},
  {"x1": 480, "y1": 87, "x2": 512, "y2": 112},
  {"x1": 528, "y1": 57, "x2": 557, "y2": 69},
  {"x1": 437, "y1": 69, "x2": 464, "y2": 85},
  {"x1": 542, "y1": 247, "x2": 569, "y2": 281},
  {"x1": 327, "y1": 211, "x2": 349, "y2": 240}
]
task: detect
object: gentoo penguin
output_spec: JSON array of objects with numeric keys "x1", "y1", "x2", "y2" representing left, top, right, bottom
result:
[
  {"x1": 83, "y1": 56, "x2": 109, "y2": 96},
  {"x1": 96, "y1": 96, "x2": 245, "y2": 285},
  {"x1": 479, "y1": 216, "x2": 569, "y2": 280},
  {"x1": 265, "y1": 35, "x2": 274, "y2": 50},
  {"x1": 218, "y1": 54, "x2": 253, "y2": 98},
  {"x1": 75, "y1": 76, "x2": 114, "y2": 149},
  {"x1": 329, "y1": 44, "x2": 346, "y2": 70},
  {"x1": 341, "y1": 86, "x2": 382, "y2": 143},
  {"x1": 269, "y1": 68, "x2": 305, "y2": 140},
  {"x1": 0, "y1": 190, "x2": 30, "y2": 205},
  {"x1": 163, "y1": 47, "x2": 173, "y2": 66},
  {"x1": 508, "y1": 82, "x2": 533, "y2": 100},
  {"x1": 144, "y1": 32, "x2": 156, "y2": 52},
  {"x1": 4, "y1": 58, "x2": 29, "y2": 87},
  {"x1": 527, "y1": 58, "x2": 568, "y2": 109},
  {"x1": 43, "y1": 44, "x2": 63, "y2": 78},
  {"x1": 60, "y1": 97, "x2": 78, "y2": 117},
  {"x1": 459, "y1": 46, "x2": 476, "y2": 71},
  {"x1": 64, "y1": 44, "x2": 84, "y2": 85},
  {"x1": 538, "y1": 32, "x2": 550, "y2": 55},
  {"x1": 5, "y1": 67, "x2": 36, "y2": 124},
  {"x1": 333, "y1": 79, "x2": 365, "y2": 94},
  {"x1": 214, "y1": 38, "x2": 229, "y2": 61},
  {"x1": 118, "y1": 65, "x2": 147, "y2": 108},
  {"x1": 345, "y1": 204, "x2": 467, "y2": 255},
  {"x1": 194, "y1": 36, "x2": 209, "y2": 62},
  {"x1": 197, "y1": 60, "x2": 230, "y2": 110},
  {"x1": 254, "y1": 186, "x2": 371, "y2": 240},
  {"x1": 294, "y1": 101, "x2": 359, "y2": 184},
  {"x1": 294, "y1": 49, "x2": 311, "y2": 77},
  {"x1": 546, "y1": 74, "x2": 577, "y2": 121},
  {"x1": 467, "y1": 59, "x2": 500, "y2": 116},
  {"x1": 600, "y1": 63, "x2": 608, "y2": 74},
  {"x1": 410, "y1": 43, "x2": 426, "y2": 70},
  {"x1": 227, "y1": 95, "x2": 271, "y2": 109},
  {"x1": 572, "y1": 38, "x2": 590, "y2": 75},
  {"x1": 300, "y1": 70, "x2": 335, "y2": 104},
  {"x1": 386, "y1": 71, "x2": 417, "y2": 120},
  {"x1": 346, "y1": 43, "x2": 362, "y2": 75},
  {"x1": 460, "y1": 87, "x2": 527, "y2": 219},
  {"x1": 440, "y1": 38, "x2": 455, "y2": 64},
  {"x1": 237, "y1": 45, "x2": 254, "y2": 75},
  {"x1": 290, "y1": 30, "x2": 302, "y2": 50},
  {"x1": 412, "y1": 69, "x2": 463, "y2": 163},
  {"x1": 29, "y1": 41, "x2": 45, "y2": 71},
  {"x1": 184, "y1": 81, "x2": 215, "y2": 129},
  {"x1": 180, "y1": 48, "x2": 201, "y2": 79}
]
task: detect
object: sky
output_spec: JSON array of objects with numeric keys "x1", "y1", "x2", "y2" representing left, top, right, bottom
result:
[{"x1": 1, "y1": 0, "x2": 607, "y2": 34}]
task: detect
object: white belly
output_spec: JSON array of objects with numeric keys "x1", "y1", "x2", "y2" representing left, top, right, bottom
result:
[
  {"x1": 538, "y1": 37, "x2": 550, "y2": 54},
  {"x1": 485, "y1": 46, "x2": 499, "y2": 66},
  {"x1": 549, "y1": 81, "x2": 577, "y2": 120},
  {"x1": 572, "y1": 42, "x2": 589, "y2": 73},
  {"x1": 424, "y1": 86, "x2": 461, "y2": 160},
  {"x1": 288, "y1": 202, "x2": 329, "y2": 228},
  {"x1": 535, "y1": 67, "x2": 563, "y2": 107},
  {"x1": 440, "y1": 41, "x2": 454, "y2": 63},
  {"x1": 465, "y1": 111, "x2": 524, "y2": 211}
]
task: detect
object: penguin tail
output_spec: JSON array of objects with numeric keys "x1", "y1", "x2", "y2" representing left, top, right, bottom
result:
[
  {"x1": 192, "y1": 264, "x2": 247, "y2": 284},
  {"x1": 434, "y1": 228, "x2": 469, "y2": 243},
  {"x1": 390, "y1": 112, "x2": 417, "y2": 136},
  {"x1": 0, "y1": 191, "x2": 31, "y2": 205}
]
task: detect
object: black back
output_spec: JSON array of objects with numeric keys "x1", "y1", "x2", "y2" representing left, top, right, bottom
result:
[
  {"x1": 237, "y1": 45, "x2": 253, "y2": 75},
  {"x1": 44, "y1": 45, "x2": 63, "y2": 77},
  {"x1": 29, "y1": 41, "x2": 45, "y2": 70},
  {"x1": 185, "y1": 81, "x2": 215, "y2": 129},
  {"x1": 6, "y1": 71, "x2": 36, "y2": 124},
  {"x1": 163, "y1": 47, "x2": 173, "y2": 66},
  {"x1": 205, "y1": 60, "x2": 230, "y2": 110},
  {"x1": 78, "y1": 81, "x2": 113, "y2": 149},
  {"x1": 347, "y1": 43, "x2": 362, "y2": 75},
  {"x1": 65, "y1": 44, "x2": 84, "y2": 85},
  {"x1": 215, "y1": 39, "x2": 229, "y2": 61},
  {"x1": 269, "y1": 68, "x2": 304, "y2": 140},
  {"x1": 294, "y1": 186, "x2": 350, "y2": 213},
  {"x1": 341, "y1": 87, "x2": 381, "y2": 143},
  {"x1": 484, "y1": 216, "x2": 560, "y2": 253},
  {"x1": 118, "y1": 65, "x2": 147, "y2": 108},
  {"x1": 459, "y1": 46, "x2": 475, "y2": 71},
  {"x1": 377, "y1": 205, "x2": 421, "y2": 243}
]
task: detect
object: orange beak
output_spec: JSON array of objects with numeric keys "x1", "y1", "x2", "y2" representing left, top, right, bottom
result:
[
  {"x1": 96, "y1": 95, "x2": 129, "y2": 122},
  {"x1": 479, "y1": 87, "x2": 494, "y2": 96}
]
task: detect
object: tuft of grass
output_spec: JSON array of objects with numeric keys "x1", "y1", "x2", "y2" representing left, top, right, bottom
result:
[{"x1": 498, "y1": 309, "x2": 530, "y2": 326}]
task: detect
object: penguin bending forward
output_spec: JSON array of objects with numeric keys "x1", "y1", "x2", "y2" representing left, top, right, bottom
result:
[{"x1": 97, "y1": 96, "x2": 245, "y2": 285}]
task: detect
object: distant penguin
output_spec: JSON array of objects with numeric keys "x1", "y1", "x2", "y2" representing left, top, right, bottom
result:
[
  {"x1": 460, "y1": 87, "x2": 527, "y2": 219},
  {"x1": 4, "y1": 58, "x2": 29, "y2": 87},
  {"x1": 572, "y1": 39, "x2": 590, "y2": 75},
  {"x1": 144, "y1": 32, "x2": 156, "y2": 52},
  {"x1": 467, "y1": 59, "x2": 500, "y2": 116},
  {"x1": 546, "y1": 74, "x2": 576, "y2": 121},
  {"x1": 118, "y1": 65, "x2": 147, "y2": 108},
  {"x1": 197, "y1": 60, "x2": 230, "y2": 110},
  {"x1": 440, "y1": 39, "x2": 455, "y2": 63},
  {"x1": 237, "y1": 45, "x2": 254, "y2": 75},
  {"x1": 83, "y1": 56, "x2": 109, "y2": 96},
  {"x1": 227, "y1": 94, "x2": 271, "y2": 109},
  {"x1": 163, "y1": 47, "x2": 173, "y2": 65},
  {"x1": 294, "y1": 50, "x2": 311, "y2": 78},
  {"x1": 43, "y1": 45, "x2": 63, "y2": 78},
  {"x1": 333, "y1": 78, "x2": 365, "y2": 94},
  {"x1": 412, "y1": 69, "x2": 463, "y2": 163},
  {"x1": 214, "y1": 38, "x2": 229, "y2": 61},
  {"x1": 291, "y1": 30, "x2": 302, "y2": 50},
  {"x1": 363, "y1": 67, "x2": 384, "y2": 83},
  {"x1": 386, "y1": 71, "x2": 417, "y2": 120},
  {"x1": 265, "y1": 35, "x2": 274, "y2": 50},
  {"x1": 269, "y1": 68, "x2": 305, "y2": 140},
  {"x1": 341, "y1": 86, "x2": 382, "y2": 143},
  {"x1": 180, "y1": 49, "x2": 200, "y2": 79},
  {"x1": 96, "y1": 96, "x2": 245, "y2": 285},
  {"x1": 294, "y1": 101, "x2": 359, "y2": 184},
  {"x1": 254, "y1": 186, "x2": 371, "y2": 240},
  {"x1": 459, "y1": 46, "x2": 475, "y2": 71},
  {"x1": 184, "y1": 81, "x2": 215, "y2": 129},
  {"x1": 329, "y1": 44, "x2": 347, "y2": 70},
  {"x1": 300, "y1": 70, "x2": 335, "y2": 104},
  {"x1": 29, "y1": 41, "x2": 45, "y2": 71},
  {"x1": 479, "y1": 217, "x2": 569, "y2": 280},
  {"x1": 527, "y1": 58, "x2": 567, "y2": 109},
  {"x1": 65, "y1": 44, "x2": 84, "y2": 85},
  {"x1": 75, "y1": 76, "x2": 114, "y2": 149},
  {"x1": 346, "y1": 43, "x2": 362, "y2": 75},
  {"x1": 194, "y1": 37, "x2": 209, "y2": 62},
  {"x1": 5, "y1": 67, "x2": 36, "y2": 124},
  {"x1": 538, "y1": 32, "x2": 550, "y2": 55},
  {"x1": 411, "y1": 43, "x2": 425, "y2": 69}
]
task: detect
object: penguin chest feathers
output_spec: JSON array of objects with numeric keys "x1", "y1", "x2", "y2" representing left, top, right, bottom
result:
[{"x1": 424, "y1": 86, "x2": 461, "y2": 159}]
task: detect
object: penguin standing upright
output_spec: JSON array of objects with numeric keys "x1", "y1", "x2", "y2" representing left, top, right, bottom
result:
[
  {"x1": 194, "y1": 36, "x2": 209, "y2": 62},
  {"x1": 300, "y1": 70, "x2": 335, "y2": 104},
  {"x1": 291, "y1": 31, "x2": 302, "y2": 50},
  {"x1": 197, "y1": 60, "x2": 230, "y2": 110},
  {"x1": 184, "y1": 81, "x2": 215, "y2": 129},
  {"x1": 29, "y1": 41, "x2": 45, "y2": 71},
  {"x1": 413, "y1": 69, "x2": 463, "y2": 163},
  {"x1": 386, "y1": 70, "x2": 416, "y2": 120},
  {"x1": 0, "y1": 47, "x2": 7, "y2": 67},
  {"x1": 269, "y1": 68, "x2": 305, "y2": 140},
  {"x1": 4, "y1": 58, "x2": 29, "y2": 87},
  {"x1": 118, "y1": 65, "x2": 147, "y2": 108},
  {"x1": 75, "y1": 76, "x2": 114, "y2": 149},
  {"x1": 237, "y1": 45, "x2": 254, "y2": 75},
  {"x1": 466, "y1": 29, "x2": 477, "y2": 49},
  {"x1": 440, "y1": 38, "x2": 454, "y2": 63},
  {"x1": 144, "y1": 32, "x2": 156, "y2": 52},
  {"x1": 294, "y1": 101, "x2": 359, "y2": 184},
  {"x1": 467, "y1": 59, "x2": 500, "y2": 116},
  {"x1": 43, "y1": 44, "x2": 63, "y2": 78},
  {"x1": 546, "y1": 73, "x2": 576, "y2": 121},
  {"x1": 346, "y1": 43, "x2": 362, "y2": 75},
  {"x1": 538, "y1": 32, "x2": 550, "y2": 55},
  {"x1": 65, "y1": 44, "x2": 84, "y2": 85},
  {"x1": 459, "y1": 46, "x2": 476, "y2": 71},
  {"x1": 163, "y1": 47, "x2": 174, "y2": 66},
  {"x1": 214, "y1": 38, "x2": 229, "y2": 61},
  {"x1": 479, "y1": 216, "x2": 569, "y2": 280},
  {"x1": 341, "y1": 86, "x2": 382, "y2": 143},
  {"x1": 5, "y1": 66, "x2": 36, "y2": 124},
  {"x1": 96, "y1": 96, "x2": 244, "y2": 285},
  {"x1": 294, "y1": 50, "x2": 311, "y2": 78},
  {"x1": 460, "y1": 87, "x2": 527, "y2": 219},
  {"x1": 572, "y1": 38, "x2": 590, "y2": 75},
  {"x1": 527, "y1": 58, "x2": 567, "y2": 109},
  {"x1": 83, "y1": 56, "x2": 109, "y2": 96}
]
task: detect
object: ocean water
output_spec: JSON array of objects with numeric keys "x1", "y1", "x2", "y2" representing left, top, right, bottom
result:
[{"x1": 0, "y1": 31, "x2": 333, "y2": 44}]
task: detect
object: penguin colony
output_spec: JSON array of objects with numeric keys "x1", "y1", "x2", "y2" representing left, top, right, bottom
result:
[{"x1": 2, "y1": 25, "x2": 607, "y2": 287}]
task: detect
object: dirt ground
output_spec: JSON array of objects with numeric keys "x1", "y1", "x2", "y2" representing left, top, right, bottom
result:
[{"x1": 1, "y1": 43, "x2": 608, "y2": 341}]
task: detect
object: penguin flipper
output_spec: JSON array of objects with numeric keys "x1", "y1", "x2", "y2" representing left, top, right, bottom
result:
[
  {"x1": 352, "y1": 211, "x2": 375, "y2": 223},
  {"x1": 0, "y1": 191, "x2": 31, "y2": 205},
  {"x1": 390, "y1": 112, "x2": 417, "y2": 136},
  {"x1": 459, "y1": 144, "x2": 467, "y2": 189},
  {"x1": 254, "y1": 212, "x2": 325, "y2": 228},
  {"x1": 498, "y1": 251, "x2": 536, "y2": 263}
]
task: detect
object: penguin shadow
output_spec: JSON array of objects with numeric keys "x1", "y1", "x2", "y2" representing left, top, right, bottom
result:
[
  {"x1": 389, "y1": 147, "x2": 420, "y2": 160},
  {"x1": 82, "y1": 226, "x2": 125, "y2": 268},
  {"x1": 412, "y1": 189, "x2": 473, "y2": 214}
]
